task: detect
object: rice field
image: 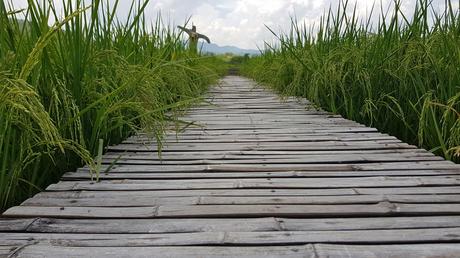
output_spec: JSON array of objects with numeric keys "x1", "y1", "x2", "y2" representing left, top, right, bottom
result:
[
  {"x1": 0, "y1": 0, "x2": 226, "y2": 210},
  {"x1": 241, "y1": 0, "x2": 460, "y2": 163}
]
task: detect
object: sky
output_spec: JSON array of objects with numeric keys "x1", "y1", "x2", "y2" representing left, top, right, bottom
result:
[{"x1": 9, "y1": 0, "x2": 457, "y2": 49}]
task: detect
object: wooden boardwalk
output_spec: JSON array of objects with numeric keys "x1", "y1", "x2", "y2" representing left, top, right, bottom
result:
[{"x1": 2, "y1": 76, "x2": 460, "y2": 257}]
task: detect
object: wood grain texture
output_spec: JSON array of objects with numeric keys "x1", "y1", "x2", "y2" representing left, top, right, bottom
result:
[
  {"x1": 2, "y1": 76, "x2": 460, "y2": 257},
  {"x1": 12, "y1": 244, "x2": 460, "y2": 258},
  {"x1": 2, "y1": 227, "x2": 460, "y2": 246},
  {"x1": 2, "y1": 216, "x2": 460, "y2": 234}
]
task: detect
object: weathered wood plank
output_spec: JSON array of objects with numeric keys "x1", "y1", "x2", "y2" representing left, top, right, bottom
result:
[
  {"x1": 18, "y1": 217, "x2": 281, "y2": 233},
  {"x1": 102, "y1": 149, "x2": 432, "y2": 159},
  {"x1": 4, "y1": 206, "x2": 157, "y2": 218},
  {"x1": 34, "y1": 188, "x2": 359, "y2": 198},
  {"x1": 9, "y1": 245, "x2": 314, "y2": 258},
  {"x1": 2, "y1": 227, "x2": 460, "y2": 246},
  {"x1": 0, "y1": 218, "x2": 37, "y2": 232},
  {"x1": 124, "y1": 136, "x2": 400, "y2": 144},
  {"x1": 0, "y1": 246, "x2": 20, "y2": 257},
  {"x1": 46, "y1": 176, "x2": 460, "y2": 191},
  {"x1": 2, "y1": 216, "x2": 458, "y2": 234},
  {"x1": 20, "y1": 194, "x2": 460, "y2": 207},
  {"x1": 107, "y1": 143, "x2": 415, "y2": 152},
  {"x1": 76, "y1": 161, "x2": 458, "y2": 174},
  {"x1": 33, "y1": 186, "x2": 460, "y2": 200},
  {"x1": 63, "y1": 169, "x2": 460, "y2": 180},
  {"x1": 97, "y1": 155, "x2": 443, "y2": 165},
  {"x1": 6, "y1": 203, "x2": 460, "y2": 218},
  {"x1": 156, "y1": 203, "x2": 460, "y2": 218},
  {"x1": 169, "y1": 127, "x2": 379, "y2": 132}
]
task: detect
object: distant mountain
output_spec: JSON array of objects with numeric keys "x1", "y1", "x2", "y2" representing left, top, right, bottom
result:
[{"x1": 199, "y1": 43, "x2": 260, "y2": 56}]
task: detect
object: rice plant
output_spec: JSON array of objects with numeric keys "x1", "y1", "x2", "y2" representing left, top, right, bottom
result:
[
  {"x1": 0, "y1": 0, "x2": 225, "y2": 210},
  {"x1": 241, "y1": 0, "x2": 460, "y2": 163}
]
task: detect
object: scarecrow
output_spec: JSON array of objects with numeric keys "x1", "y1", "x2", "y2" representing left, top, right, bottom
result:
[{"x1": 177, "y1": 25, "x2": 211, "y2": 54}]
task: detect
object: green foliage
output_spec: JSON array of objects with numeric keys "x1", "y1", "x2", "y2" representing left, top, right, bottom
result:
[
  {"x1": 0, "y1": 0, "x2": 224, "y2": 210},
  {"x1": 229, "y1": 54, "x2": 250, "y2": 65},
  {"x1": 241, "y1": 0, "x2": 460, "y2": 163}
]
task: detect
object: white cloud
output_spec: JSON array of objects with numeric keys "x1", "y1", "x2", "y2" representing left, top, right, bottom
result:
[{"x1": 7, "y1": 0, "x2": 450, "y2": 49}]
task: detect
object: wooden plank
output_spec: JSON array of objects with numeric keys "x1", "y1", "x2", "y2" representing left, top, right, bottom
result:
[
  {"x1": 23, "y1": 217, "x2": 280, "y2": 233},
  {"x1": 0, "y1": 246, "x2": 20, "y2": 257},
  {"x1": 98, "y1": 152, "x2": 443, "y2": 163},
  {"x1": 107, "y1": 142, "x2": 415, "y2": 152},
  {"x1": 198, "y1": 195, "x2": 460, "y2": 205},
  {"x1": 0, "y1": 218, "x2": 37, "y2": 232},
  {"x1": 21, "y1": 196, "x2": 200, "y2": 207},
  {"x1": 76, "y1": 161, "x2": 458, "y2": 173},
  {"x1": 100, "y1": 152, "x2": 434, "y2": 163},
  {"x1": 33, "y1": 187, "x2": 460, "y2": 200},
  {"x1": 34, "y1": 188, "x2": 359, "y2": 198},
  {"x1": 6, "y1": 216, "x2": 459, "y2": 234},
  {"x1": 63, "y1": 169, "x2": 460, "y2": 180},
  {"x1": 132, "y1": 135, "x2": 399, "y2": 143},
  {"x1": 20, "y1": 194, "x2": 460, "y2": 207},
  {"x1": 171, "y1": 122, "x2": 364, "y2": 127},
  {"x1": 10, "y1": 245, "x2": 314, "y2": 258},
  {"x1": 124, "y1": 136, "x2": 400, "y2": 144},
  {"x1": 46, "y1": 176, "x2": 460, "y2": 191},
  {"x1": 156, "y1": 203, "x2": 460, "y2": 218},
  {"x1": 6, "y1": 203, "x2": 460, "y2": 218},
  {"x1": 159, "y1": 127, "x2": 379, "y2": 135},
  {"x1": 3, "y1": 206, "x2": 157, "y2": 218},
  {"x1": 168, "y1": 131, "x2": 380, "y2": 137},
  {"x1": 280, "y1": 216, "x2": 460, "y2": 231},
  {"x1": 2, "y1": 227, "x2": 460, "y2": 246},
  {"x1": 97, "y1": 156, "x2": 444, "y2": 166},
  {"x1": 182, "y1": 115, "x2": 338, "y2": 119},
  {"x1": 102, "y1": 149, "x2": 431, "y2": 159},
  {"x1": 161, "y1": 128, "x2": 381, "y2": 135},
  {"x1": 166, "y1": 123, "x2": 364, "y2": 128}
]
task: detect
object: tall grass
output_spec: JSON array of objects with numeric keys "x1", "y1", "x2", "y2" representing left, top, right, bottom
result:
[
  {"x1": 0, "y1": 0, "x2": 225, "y2": 210},
  {"x1": 241, "y1": 0, "x2": 460, "y2": 162}
]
